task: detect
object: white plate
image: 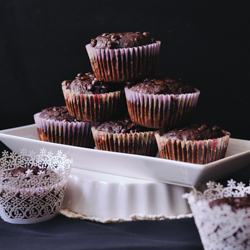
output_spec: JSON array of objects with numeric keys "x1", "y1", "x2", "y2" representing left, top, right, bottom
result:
[
  {"x1": 61, "y1": 167, "x2": 193, "y2": 222},
  {"x1": 1, "y1": 124, "x2": 250, "y2": 187}
]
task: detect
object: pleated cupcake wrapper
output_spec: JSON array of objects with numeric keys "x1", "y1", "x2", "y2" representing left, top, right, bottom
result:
[
  {"x1": 62, "y1": 86, "x2": 125, "y2": 122},
  {"x1": 86, "y1": 41, "x2": 161, "y2": 82},
  {"x1": 125, "y1": 86, "x2": 200, "y2": 129},
  {"x1": 91, "y1": 127, "x2": 158, "y2": 156},
  {"x1": 155, "y1": 131, "x2": 231, "y2": 164},
  {"x1": 34, "y1": 112, "x2": 97, "y2": 148}
]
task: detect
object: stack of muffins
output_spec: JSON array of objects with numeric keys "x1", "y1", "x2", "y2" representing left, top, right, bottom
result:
[{"x1": 34, "y1": 31, "x2": 230, "y2": 164}]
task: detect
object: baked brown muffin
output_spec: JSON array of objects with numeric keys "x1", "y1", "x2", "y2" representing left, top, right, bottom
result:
[
  {"x1": 90, "y1": 32, "x2": 156, "y2": 49},
  {"x1": 86, "y1": 32, "x2": 161, "y2": 82},
  {"x1": 209, "y1": 196, "x2": 250, "y2": 212},
  {"x1": 125, "y1": 77, "x2": 200, "y2": 129},
  {"x1": 0, "y1": 166, "x2": 64, "y2": 221},
  {"x1": 91, "y1": 117, "x2": 158, "y2": 156},
  {"x1": 155, "y1": 124, "x2": 230, "y2": 164},
  {"x1": 34, "y1": 106, "x2": 97, "y2": 148},
  {"x1": 184, "y1": 182, "x2": 250, "y2": 249},
  {"x1": 61, "y1": 72, "x2": 126, "y2": 122}
]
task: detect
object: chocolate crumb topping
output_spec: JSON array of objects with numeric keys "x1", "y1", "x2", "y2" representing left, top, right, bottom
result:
[
  {"x1": 39, "y1": 106, "x2": 78, "y2": 122},
  {"x1": 162, "y1": 124, "x2": 225, "y2": 141},
  {"x1": 90, "y1": 32, "x2": 156, "y2": 49},
  {"x1": 209, "y1": 196, "x2": 250, "y2": 212},
  {"x1": 128, "y1": 77, "x2": 196, "y2": 95},
  {"x1": 62, "y1": 73, "x2": 125, "y2": 94},
  {"x1": 95, "y1": 118, "x2": 154, "y2": 134}
]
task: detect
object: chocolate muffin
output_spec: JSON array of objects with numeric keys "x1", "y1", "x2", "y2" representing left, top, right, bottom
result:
[
  {"x1": 86, "y1": 32, "x2": 161, "y2": 82},
  {"x1": 209, "y1": 196, "x2": 250, "y2": 212},
  {"x1": 125, "y1": 77, "x2": 200, "y2": 129},
  {"x1": 91, "y1": 117, "x2": 158, "y2": 156},
  {"x1": 184, "y1": 183, "x2": 250, "y2": 249},
  {"x1": 34, "y1": 106, "x2": 98, "y2": 148},
  {"x1": 61, "y1": 73, "x2": 126, "y2": 122},
  {"x1": 91, "y1": 32, "x2": 156, "y2": 49},
  {"x1": 161, "y1": 124, "x2": 225, "y2": 141},
  {"x1": 0, "y1": 166, "x2": 65, "y2": 221},
  {"x1": 155, "y1": 124, "x2": 230, "y2": 164}
]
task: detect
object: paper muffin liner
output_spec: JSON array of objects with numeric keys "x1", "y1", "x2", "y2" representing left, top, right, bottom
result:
[
  {"x1": 155, "y1": 130, "x2": 230, "y2": 164},
  {"x1": 86, "y1": 41, "x2": 161, "y2": 82},
  {"x1": 34, "y1": 112, "x2": 97, "y2": 148},
  {"x1": 0, "y1": 148, "x2": 72, "y2": 224},
  {"x1": 62, "y1": 85, "x2": 126, "y2": 122},
  {"x1": 91, "y1": 127, "x2": 158, "y2": 156},
  {"x1": 125, "y1": 86, "x2": 200, "y2": 129},
  {"x1": 183, "y1": 180, "x2": 250, "y2": 250}
]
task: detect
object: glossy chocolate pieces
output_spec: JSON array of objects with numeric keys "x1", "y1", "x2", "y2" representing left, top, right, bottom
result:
[
  {"x1": 90, "y1": 32, "x2": 156, "y2": 49},
  {"x1": 62, "y1": 73, "x2": 125, "y2": 94},
  {"x1": 39, "y1": 106, "x2": 77, "y2": 122},
  {"x1": 162, "y1": 124, "x2": 225, "y2": 141},
  {"x1": 96, "y1": 117, "x2": 154, "y2": 134},
  {"x1": 128, "y1": 77, "x2": 196, "y2": 95}
]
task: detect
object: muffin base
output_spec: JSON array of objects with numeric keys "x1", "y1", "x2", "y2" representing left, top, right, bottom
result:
[
  {"x1": 34, "y1": 113, "x2": 97, "y2": 148},
  {"x1": 155, "y1": 131, "x2": 231, "y2": 164},
  {"x1": 92, "y1": 127, "x2": 158, "y2": 156},
  {"x1": 86, "y1": 41, "x2": 161, "y2": 82},
  {"x1": 125, "y1": 86, "x2": 200, "y2": 129},
  {"x1": 62, "y1": 86, "x2": 126, "y2": 122}
]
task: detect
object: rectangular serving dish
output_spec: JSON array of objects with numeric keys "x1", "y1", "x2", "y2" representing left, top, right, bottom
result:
[{"x1": 1, "y1": 124, "x2": 250, "y2": 187}]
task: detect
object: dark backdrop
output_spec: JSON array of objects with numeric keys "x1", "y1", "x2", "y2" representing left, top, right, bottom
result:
[{"x1": 1, "y1": 0, "x2": 250, "y2": 139}]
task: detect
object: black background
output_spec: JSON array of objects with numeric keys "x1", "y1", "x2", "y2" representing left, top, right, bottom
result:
[{"x1": 1, "y1": 0, "x2": 250, "y2": 140}]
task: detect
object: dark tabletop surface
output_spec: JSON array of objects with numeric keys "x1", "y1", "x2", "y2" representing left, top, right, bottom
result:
[{"x1": 0, "y1": 214, "x2": 202, "y2": 250}]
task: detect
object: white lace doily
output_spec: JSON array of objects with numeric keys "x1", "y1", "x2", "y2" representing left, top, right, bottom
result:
[{"x1": 183, "y1": 179, "x2": 250, "y2": 250}]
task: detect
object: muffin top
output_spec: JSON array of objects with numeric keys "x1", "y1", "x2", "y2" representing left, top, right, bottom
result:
[
  {"x1": 2, "y1": 166, "x2": 48, "y2": 177},
  {"x1": 95, "y1": 117, "x2": 153, "y2": 133},
  {"x1": 62, "y1": 73, "x2": 125, "y2": 94},
  {"x1": 161, "y1": 124, "x2": 226, "y2": 141},
  {"x1": 209, "y1": 196, "x2": 250, "y2": 212},
  {"x1": 90, "y1": 32, "x2": 156, "y2": 49},
  {"x1": 127, "y1": 77, "x2": 196, "y2": 95},
  {"x1": 39, "y1": 106, "x2": 77, "y2": 122},
  {"x1": 1, "y1": 166, "x2": 58, "y2": 188}
]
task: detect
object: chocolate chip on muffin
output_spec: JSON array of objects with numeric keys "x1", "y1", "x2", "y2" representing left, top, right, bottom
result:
[
  {"x1": 95, "y1": 117, "x2": 154, "y2": 134},
  {"x1": 62, "y1": 73, "x2": 125, "y2": 94},
  {"x1": 161, "y1": 123, "x2": 225, "y2": 141},
  {"x1": 90, "y1": 32, "x2": 156, "y2": 49},
  {"x1": 128, "y1": 77, "x2": 196, "y2": 95},
  {"x1": 39, "y1": 106, "x2": 77, "y2": 122}
]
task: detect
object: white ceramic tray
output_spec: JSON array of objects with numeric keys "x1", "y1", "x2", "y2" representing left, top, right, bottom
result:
[{"x1": 1, "y1": 124, "x2": 250, "y2": 187}]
